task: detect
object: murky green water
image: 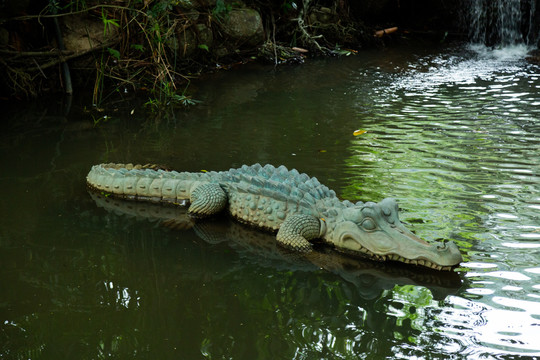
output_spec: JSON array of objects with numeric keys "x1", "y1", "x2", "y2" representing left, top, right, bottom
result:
[{"x1": 1, "y1": 43, "x2": 539, "y2": 359}]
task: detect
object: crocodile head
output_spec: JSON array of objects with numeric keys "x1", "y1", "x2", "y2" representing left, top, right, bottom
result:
[{"x1": 327, "y1": 198, "x2": 463, "y2": 271}]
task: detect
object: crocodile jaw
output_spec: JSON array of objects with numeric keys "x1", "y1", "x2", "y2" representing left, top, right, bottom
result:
[{"x1": 329, "y1": 221, "x2": 463, "y2": 271}]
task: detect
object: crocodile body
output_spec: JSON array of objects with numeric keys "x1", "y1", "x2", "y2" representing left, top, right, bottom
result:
[{"x1": 86, "y1": 163, "x2": 463, "y2": 271}]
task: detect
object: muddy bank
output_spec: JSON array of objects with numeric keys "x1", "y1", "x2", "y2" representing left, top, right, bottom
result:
[{"x1": 0, "y1": 0, "x2": 462, "y2": 100}]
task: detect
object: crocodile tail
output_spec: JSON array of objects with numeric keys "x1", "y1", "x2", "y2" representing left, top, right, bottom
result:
[{"x1": 86, "y1": 163, "x2": 198, "y2": 203}]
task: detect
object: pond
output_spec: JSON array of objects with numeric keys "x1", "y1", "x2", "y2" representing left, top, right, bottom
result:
[{"x1": 1, "y1": 42, "x2": 539, "y2": 359}]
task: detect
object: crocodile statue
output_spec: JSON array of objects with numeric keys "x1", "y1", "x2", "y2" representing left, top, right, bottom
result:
[{"x1": 86, "y1": 163, "x2": 463, "y2": 271}]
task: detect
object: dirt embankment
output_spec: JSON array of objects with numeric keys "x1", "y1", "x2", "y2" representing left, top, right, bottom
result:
[{"x1": 0, "y1": 0, "x2": 461, "y2": 99}]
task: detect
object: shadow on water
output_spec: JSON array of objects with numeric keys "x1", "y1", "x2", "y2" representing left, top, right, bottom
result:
[
  {"x1": 67, "y1": 192, "x2": 462, "y2": 359},
  {"x1": 89, "y1": 192, "x2": 463, "y2": 294}
]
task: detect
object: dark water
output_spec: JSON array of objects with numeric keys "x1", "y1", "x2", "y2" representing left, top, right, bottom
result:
[{"x1": 1, "y1": 43, "x2": 539, "y2": 359}]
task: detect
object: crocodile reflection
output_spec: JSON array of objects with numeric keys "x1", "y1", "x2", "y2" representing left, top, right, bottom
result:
[{"x1": 89, "y1": 192, "x2": 462, "y2": 299}]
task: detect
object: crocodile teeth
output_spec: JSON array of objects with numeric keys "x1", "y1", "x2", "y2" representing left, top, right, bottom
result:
[{"x1": 349, "y1": 247, "x2": 453, "y2": 271}]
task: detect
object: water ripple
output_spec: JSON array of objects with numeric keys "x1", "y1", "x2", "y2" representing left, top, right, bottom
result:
[{"x1": 342, "y1": 44, "x2": 540, "y2": 357}]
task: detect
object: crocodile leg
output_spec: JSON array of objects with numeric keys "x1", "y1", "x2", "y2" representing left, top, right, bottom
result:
[
  {"x1": 188, "y1": 183, "x2": 228, "y2": 217},
  {"x1": 276, "y1": 214, "x2": 324, "y2": 252}
]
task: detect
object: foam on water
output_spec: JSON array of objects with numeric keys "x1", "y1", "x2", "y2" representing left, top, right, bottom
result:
[
  {"x1": 468, "y1": 43, "x2": 531, "y2": 60},
  {"x1": 390, "y1": 44, "x2": 532, "y2": 93}
]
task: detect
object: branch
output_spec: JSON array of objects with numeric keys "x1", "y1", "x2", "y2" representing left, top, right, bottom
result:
[
  {"x1": 0, "y1": 49, "x2": 74, "y2": 57},
  {"x1": 24, "y1": 39, "x2": 118, "y2": 72},
  {"x1": 0, "y1": 4, "x2": 143, "y2": 25}
]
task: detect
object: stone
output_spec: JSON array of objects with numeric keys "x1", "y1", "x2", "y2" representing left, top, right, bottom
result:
[
  {"x1": 61, "y1": 15, "x2": 118, "y2": 53},
  {"x1": 173, "y1": 23, "x2": 213, "y2": 57},
  {"x1": 219, "y1": 8, "x2": 264, "y2": 47}
]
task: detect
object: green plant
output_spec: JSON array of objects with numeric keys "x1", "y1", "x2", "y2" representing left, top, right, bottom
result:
[
  {"x1": 93, "y1": 9, "x2": 121, "y2": 106},
  {"x1": 131, "y1": 44, "x2": 145, "y2": 52},
  {"x1": 102, "y1": 8, "x2": 120, "y2": 35},
  {"x1": 198, "y1": 44, "x2": 210, "y2": 52},
  {"x1": 144, "y1": 81, "x2": 200, "y2": 114},
  {"x1": 212, "y1": 0, "x2": 232, "y2": 20},
  {"x1": 4, "y1": 1, "x2": 199, "y2": 105}
]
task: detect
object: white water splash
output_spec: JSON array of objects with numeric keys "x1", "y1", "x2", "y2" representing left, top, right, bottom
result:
[
  {"x1": 468, "y1": 43, "x2": 531, "y2": 60},
  {"x1": 390, "y1": 44, "x2": 531, "y2": 92}
]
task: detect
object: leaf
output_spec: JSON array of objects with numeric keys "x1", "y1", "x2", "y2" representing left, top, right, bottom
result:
[
  {"x1": 107, "y1": 48, "x2": 120, "y2": 59},
  {"x1": 131, "y1": 44, "x2": 144, "y2": 52},
  {"x1": 200, "y1": 170, "x2": 207, "y2": 173},
  {"x1": 198, "y1": 44, "x2": 209, "y2": 52},
  {"x1": 331, "y1": 48, "x2": 352, "y2": 56},
  {"x1": 353, "y1": 129, "x2": 367, "y2": 136},
  {"x1": 108, "y1": 19, "x2": 120, "y2": 28}
]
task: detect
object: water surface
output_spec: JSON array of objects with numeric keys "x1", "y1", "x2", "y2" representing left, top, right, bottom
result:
[{"x1": 1, "y1": 43, "x2": 539, "y2": 359}]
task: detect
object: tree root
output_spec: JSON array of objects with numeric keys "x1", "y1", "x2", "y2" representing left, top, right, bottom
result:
[
  {"x1": 294, "y1": 0, "x2": 331, "y2": 55},
  {"x1": 258, "y1": 41, "x2": 307, "y2": 64}
]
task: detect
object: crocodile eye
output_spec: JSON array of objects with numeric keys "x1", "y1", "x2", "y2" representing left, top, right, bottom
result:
[{"x1": 361, "y1": 218, "x2": 377, "y2": 231}]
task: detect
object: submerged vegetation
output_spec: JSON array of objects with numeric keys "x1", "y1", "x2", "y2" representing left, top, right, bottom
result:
[{"x1": 0, "y1": 0, "x2": 376, "y2": 106}]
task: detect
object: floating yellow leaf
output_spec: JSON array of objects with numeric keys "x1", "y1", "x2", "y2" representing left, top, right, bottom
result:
[
  {"x1": 200, "y1": 169, "x2": 207, "y2": 173},
  {"x1": 353, "y1": 129, "x2": 367, "y2": 136}
]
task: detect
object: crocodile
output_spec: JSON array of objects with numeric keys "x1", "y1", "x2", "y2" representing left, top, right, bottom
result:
[{"x1": 86, "y1": 163, "x2": 463, "y2": 271}]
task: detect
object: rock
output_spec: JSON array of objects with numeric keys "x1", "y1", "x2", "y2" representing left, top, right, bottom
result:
[
  {"x1": 174, "y1": 0, "x2": 197, "y2": 10},
  {"x1": 309, "y1": 6, "x2": 335, "y2": 24},
  {"x1": 172, "y1": 27, "x2": 197, "y2": 56},
  {"x1": 219, "y1": 8, "x2": 264, "y2": 47},
  {"x1": 61, "y1": 14, "x2": 117, "y2": 53},
  {"x1": 197, "y1": 23, "x2": 213, "y2": 47},
  {"x1": 173, "y1": 23, "x2": 213, "y2": 57},
  {"x1": 526, "y1": 49, "x2": 540, "y2": 64},
  {"x1": 214, "y1": 44, "x2": 231, "y2": 58}
]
